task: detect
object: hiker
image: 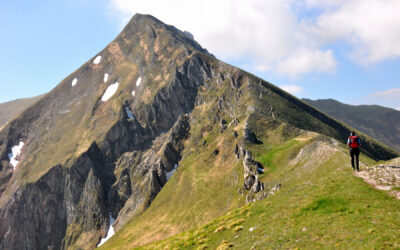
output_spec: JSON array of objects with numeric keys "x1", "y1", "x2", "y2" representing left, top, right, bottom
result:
[{"x1": 347, "y1": 131, "x2": 361, "y2": 171}]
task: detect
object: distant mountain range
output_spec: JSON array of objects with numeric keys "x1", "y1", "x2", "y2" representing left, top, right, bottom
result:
[
  {"x1": 303, "y1": 98, "x2": 400, "y2": 152},
  {"x1": 0, "y1": 95, "x2": 44, "y2": 128}
]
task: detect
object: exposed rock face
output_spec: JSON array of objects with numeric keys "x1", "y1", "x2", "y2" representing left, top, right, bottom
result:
[
  {"x1": 0, "y1": 14, "x2": 207, "y2": 249},
  {"x1": 243, "y1": 120, "x2": 262, "y2": 144},
  {"x1": 0, "y1": 165, "x2": 66, "y2": 250},
  {"x1": 110, "y1": 114, "x2": 190, "y2": 228},
  {"x1": 241, "y1": 149, "x2": 267, "y2": 203},
  {"x1": 0, "y1": 13, "x2": 398, "y2": 250}
]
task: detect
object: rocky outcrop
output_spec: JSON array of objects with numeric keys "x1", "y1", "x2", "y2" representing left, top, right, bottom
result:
[
  {"x1": 0, "y1": 165, "x2": 66, "y2": 250},
  {"x1": 243, "y1": 118, "x2": 262, "y2": 145},
  {"x1": 0, "y1": 142, "x2": 111, "y2": 250},
  {"x1": 109, "y1": 114, "x2": 190, "y2": 230},
  {"x1": 0, "y1": 16, "x2": 213, "y2": 247},
  {"x1": 238, "y1": 148, "x2": 268, "y2": 203},
  {"x1": 355, "y1": 157, "x2": 400, "y2": 199},
  {"x1": 0, "y1": 13, "x2": 399, "y2": 250}
]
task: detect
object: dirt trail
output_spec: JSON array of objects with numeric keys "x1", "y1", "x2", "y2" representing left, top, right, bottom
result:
[{"x1": 355, "y1": 158, "x2": 400, "y2": 199}]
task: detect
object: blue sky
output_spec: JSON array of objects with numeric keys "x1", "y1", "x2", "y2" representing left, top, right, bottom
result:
[{"x1": 1, "y1": 0, "x2": 399, "y2": 110}]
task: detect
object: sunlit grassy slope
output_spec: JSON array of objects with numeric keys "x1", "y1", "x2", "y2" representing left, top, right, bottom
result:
[
  {"x1": 102, "y1": 118, "x2": 400, "y2": 249},
  {"x1": 140, "y1": 137, "x2": 400, "y2": 249}
]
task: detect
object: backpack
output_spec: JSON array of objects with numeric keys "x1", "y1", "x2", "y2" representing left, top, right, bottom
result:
[{"x1": 349, "y1": 136, "x2": 360, "y2": 148}]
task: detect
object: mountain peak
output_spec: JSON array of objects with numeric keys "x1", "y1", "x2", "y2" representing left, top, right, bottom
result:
[
  {"x1": 120, "y1": 13, "x2": 210, "y2": 56},
  {"x1": 0, "y1": 14, "x2": 398, "y2": 250},
  {"x1": 126, "y1": 13, "x2": 164, "y2": 28}
]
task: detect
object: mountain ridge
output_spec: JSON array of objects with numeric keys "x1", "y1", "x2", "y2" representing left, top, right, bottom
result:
[
  {"x1": 0, "y1": 95, "x2": 44, "y2": 129},
  {"x1": 0, "y1": 13, "x2": 398, "y2": 249},
  {"x1": 303, "y1": 98, "x2": 400, "y2": 152}
]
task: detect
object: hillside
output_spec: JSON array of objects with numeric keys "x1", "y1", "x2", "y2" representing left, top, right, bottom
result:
[
  {"x1": 0, "y1": 14, "x2": 398, "y2": 249},
  {"x1": 123, "y1": 137, "x2": 400, "y2": 249},
  {"x1": 303, "y1": 98, "x2": 400, "y2": 152},
  {"x1": 0, "y1": 95, "x2": 44, "y2": 129}
]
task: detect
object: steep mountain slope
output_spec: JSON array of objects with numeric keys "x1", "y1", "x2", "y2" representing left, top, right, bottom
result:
[
  {"x1": 303, "y1": 98, "x2": 400, "y2": 152},
  {"x1": 128, "y1": 136, "x2": 400, "y2": 249},
  {"x1": 0, "y1": 95, "x2": 44, "y2": 128},
  {"x1": 0, "y1": 14, "x2": 398, "y2": 250}
]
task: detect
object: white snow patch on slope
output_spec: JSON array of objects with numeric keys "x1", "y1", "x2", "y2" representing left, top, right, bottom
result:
[
  {"x1": 131, "y1": 90, "x2": 135, "y2": 97},
  {"x1": 93, "y1": 55, "x2": 102, "y2": 64},
  {"x1": 136, "y1": 77, "x2": 142, "y2": 87},
  {"x1": 166, "y1": 164, "x2": 178, "y2": 180},
  {"x1": 125, "y1": 107, "x2": 134, "y2": 119},
  {"x1": 71, "y1": 78, "x2": 78, "y2": 87},
  {"x1": 249, "y1": 227, "x2": 258, "y2": 232},
  {"x1": 104, "y1": 73, "x2": 109, "y2": 83},
  {"x1": 97, "y1": 213, "x2": 115, "y2": 247},
  {"x1": 8, "y1": 141, "x2": 24, "y2": 169},
  {"x1": 101, "y1": 82, "x2": 119, "y2": 102}
]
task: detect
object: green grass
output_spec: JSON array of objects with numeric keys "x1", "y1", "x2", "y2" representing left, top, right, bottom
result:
[
  {"x1": 100, "y1": 102, "x2": 400, "y2": 249},
  {"x1": 392, "y1": 187, "x2": 400, "y2": 192},
  {"x1": 255, "y1": 139, "x2": 298, "y2": 173},
  {"x1": 135, "y1": 136, "x2": 400, "y2": 249},
  {"x1": 300, "y1": 197, "x2": 350, "y2": 214}
]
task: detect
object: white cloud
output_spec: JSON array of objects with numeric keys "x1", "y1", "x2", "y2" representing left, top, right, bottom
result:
[
  {"x1": 305, "y1": 0, "x2": 347, "y2": 8},
  {"x1": 277, "y1": 49, "x2": 336, "y2": 76},
  {"x1": 370, "y1": 88, "x2": 400, "y2": 99},
  {"x1": 108, "y1": 0, "x2": 400, "y2": 75},
  {"x1": 358, "y1": 88, "x2": 400, "y2": 109},
  {"x1": 108, "y1": 0, "x2": 336, "y2": 76},
  {"x1": 279, "y1": 85, "x2": 303, "y2": 95},
  {"x1": 311, "y1": 0, "x2": 400, "y2": 63}
]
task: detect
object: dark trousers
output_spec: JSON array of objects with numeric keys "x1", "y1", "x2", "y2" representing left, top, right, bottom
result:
[{"x1": 350, "y1": 148, "x2": 360, "y2": 171}]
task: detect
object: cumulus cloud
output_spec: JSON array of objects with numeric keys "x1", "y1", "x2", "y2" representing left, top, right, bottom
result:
[
  {"x1": 108, "y1": 0, "x2": 336, "y2": 76},
  {"x1": 312, "y1": 0, "x2": 400, "y2": 63},
  {"x1": 108, "y1": 0, "x2": 400, "y2": 76},
  {"x1": 277, "y1": 49, "x2": 336, "y2": 76},
  {"x1": 279, "y1": 85, "x2": 303, "y2": 95}
]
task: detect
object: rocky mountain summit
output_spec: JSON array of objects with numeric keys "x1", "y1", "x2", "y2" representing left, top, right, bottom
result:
[{"x1": 0, "y1": 14, "x2": 398, "y2": 249}]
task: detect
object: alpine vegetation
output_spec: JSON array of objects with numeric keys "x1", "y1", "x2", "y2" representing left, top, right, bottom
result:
[{"x1": 0, "y1": 14, "x2": 399, "y2": 250}]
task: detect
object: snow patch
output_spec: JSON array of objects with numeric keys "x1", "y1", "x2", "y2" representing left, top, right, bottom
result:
[
  {"x1": 93, "y1": 55, "x2": 102, "y2": 64},
  {"x1": 136, "y1": 77, "x2": 142, "y2": 87},
  {"x1": 71, "y1": 78, "x2": 78, "y2": 87},
  {"x1": 97, "y1": 213, "x2": 115, "y2": 247},
  {"x1": 59, "y1": 110, "x2": 71, "y2": 114},
  {"x1": 249, "y1": 227, "x2": 258, "y2": 232},
  {"x1": 131, "y1": 90, "x2": 135, "y2": 97},
  {"x1": 8, "y1": 141, "x2": 24, "y2": 169},
  {"x1": 125, "y1": 107, "x2": 134, "y2": 119},
  {"x1": 104, "y1": 73, "x2": 109, "y2": 83},
  {"x1": 166, "y1": 164, "x2": 178, "y2": 180},
  {"x1": 101, "y1": 82, "x2": 119, "y2": 102}
]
